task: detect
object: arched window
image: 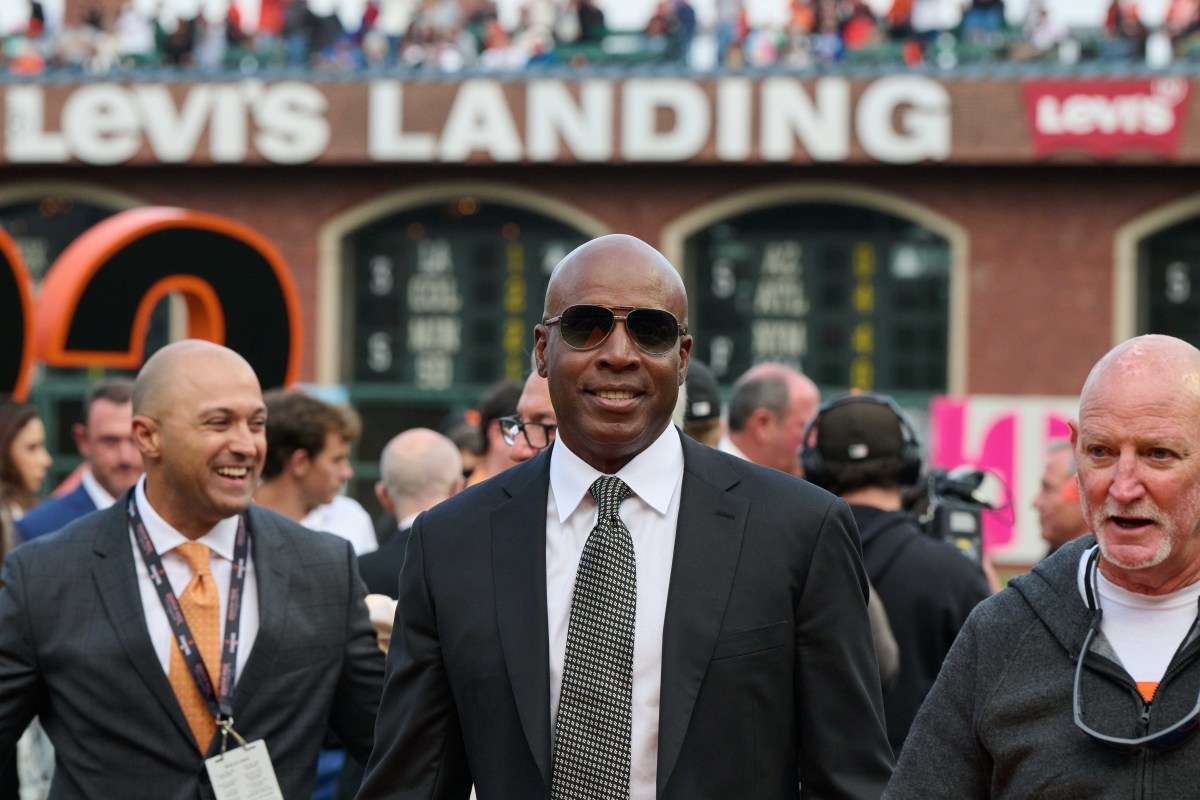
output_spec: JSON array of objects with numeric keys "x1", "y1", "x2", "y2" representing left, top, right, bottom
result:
[
  {"x1": 340, "y1": 197, "x2": 590, "y2": 467},
  {"x1": 1139, "y1": 217, "x2": 1200, "y2": 344},
  {"x1": 685, "y1": 203, "x2": 951, "y2": 392},
  {"x1": 0, "y1": 195, "x2": 118, "y2": 282}
]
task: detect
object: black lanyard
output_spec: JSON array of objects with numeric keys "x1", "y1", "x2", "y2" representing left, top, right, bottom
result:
[{"x1": 129, "y1": 494, "x2": 249, "y2": 722}]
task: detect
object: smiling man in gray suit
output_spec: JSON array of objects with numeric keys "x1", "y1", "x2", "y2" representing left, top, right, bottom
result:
[
  {"x1": 0, "y1": 340, "x2": 385, "y2": 799},
  {"x1": 358, "y1": 235, "x2": 891, "y2": 800}
]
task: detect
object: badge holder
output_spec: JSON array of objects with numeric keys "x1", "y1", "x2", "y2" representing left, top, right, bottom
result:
[{"x1": 204, "y1": 716, "x2": 285, "y2": 800}]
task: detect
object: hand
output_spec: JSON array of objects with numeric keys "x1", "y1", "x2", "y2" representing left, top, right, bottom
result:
[{"x1": 365, "y1": 594, "x2": 398, "y2": 654}]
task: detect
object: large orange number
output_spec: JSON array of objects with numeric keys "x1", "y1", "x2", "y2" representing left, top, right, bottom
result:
[
  {"x1": 35, "y1": 207, "x2": 303, "y2": 388},
  {"x1": 0, "y1": 227, "x2": 35, "y2": 400}
]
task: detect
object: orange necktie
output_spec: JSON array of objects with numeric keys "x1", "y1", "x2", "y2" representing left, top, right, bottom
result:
[{"x1": 168, "y1": 542, "x2": 221, "y2": 752}]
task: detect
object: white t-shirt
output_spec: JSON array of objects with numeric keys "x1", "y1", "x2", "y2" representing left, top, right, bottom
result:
[
  {"x1": 1077, "y1": 546, "x2": 1200, "y2": 700},
  {"x1": 302, "y1": 495, "x2": 378, "y2": 555}
]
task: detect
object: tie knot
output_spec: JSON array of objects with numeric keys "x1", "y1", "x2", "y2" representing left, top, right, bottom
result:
[
  {"x1": 589, "y1": 475, "x2": 631, "y2": 518},
  {"x1": 176, "y1": 542, "x2": 212, "y2": 577}
]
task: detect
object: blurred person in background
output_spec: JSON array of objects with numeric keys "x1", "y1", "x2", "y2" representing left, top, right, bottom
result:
[
  {"x1": 465, "y1": 380, "x2": 522, "y2": 486},
  {"x1": 256, "y1": 389, "x2": 376, "y2": 555},
  {"x1": 720, "y1": 362, "x2": 819, "y2": 477},
  {"x1": 0, "y1": 400, "x2": 54, "y2": 800},
  {"x1": 358, "y1": 428, "x2": 463, "y2": 598},
  {"x1": 18, "y1": 380, "x2": 139, "y2": 542},
  {"x1": 803, "y1": 393, "x2": 989, "y2": 755},
  {"x1": 1034, "y1": 438, "x2": 1089, "y2": 557},
  {"x1": 0, "y1": 400, "x2": 52, "y2": 528},
  {"x1": 504, "y1": 369, "x2": 557, "y2": 464},
  {"x1": 682, "y1": 359, "x2": 722, "y2": 447}
]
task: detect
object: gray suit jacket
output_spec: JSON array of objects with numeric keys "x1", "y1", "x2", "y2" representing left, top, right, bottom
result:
[
  {"x1": 0, "y1": 498, "x2": 386, "y2": 800},
  {"x1": 358, "y1": 431, "x2": 892, "y2": 800}
]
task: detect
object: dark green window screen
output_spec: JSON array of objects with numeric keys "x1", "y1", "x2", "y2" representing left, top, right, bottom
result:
[
  {"x1": 1140, "y1": 218, "x2": 1200, "y2": 344},
  {"x1": 344, "y1": 199, "x2": 588, "y2": 387},
  {"x1": 685, "y1": 203, "x2": 950, "y2": 392}
]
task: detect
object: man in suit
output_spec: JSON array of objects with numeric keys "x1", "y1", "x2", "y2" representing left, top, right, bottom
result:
[
  {"x1": 358, "y1": 234, "x2": 892, "y2": 800},
  {"x1": 17, "y1": 379, "x2": 141, "y2": 541},
  {"x1": 0, "y1": 340, "x2": 385, "y2": 799},
  {"x1": 359, "y1": 428, "x2": 463, "y2": 598},
  {"x1": 719, "y1": 362, "x2": 819, "y2": 478}
]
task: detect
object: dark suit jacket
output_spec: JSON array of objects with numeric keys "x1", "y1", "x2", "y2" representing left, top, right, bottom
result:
[
  {"x1": 15, "y1": 483, "x2": 96, "y2": 541},
  {"x1": 357, "y1": 526, "x2": 412, "y2": 598},
  {"x1": 358, "y1": 431, "x2": 892, "y2": 800},
  {"x1": 0, "y1": 498, "x2": 386, "y2": 800}
]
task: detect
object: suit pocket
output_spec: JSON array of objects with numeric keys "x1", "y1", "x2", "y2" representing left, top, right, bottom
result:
[{"x1": 711, "y1": 620, "x2": 789, "y2": 660}]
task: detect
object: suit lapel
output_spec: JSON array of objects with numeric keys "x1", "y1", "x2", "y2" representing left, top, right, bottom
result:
[
  {"x1": 90, "y1": 501, "x2": 195, "y2": 744},
  {"x1": 232, "y1": 508, "x2": 289, "y2": 714},
  {"x1": 492, "y1": 454, "x2": 553, "y2": 788},
  {"x1": 657, "y1": 437, "x2": 748, "y2": 797}
]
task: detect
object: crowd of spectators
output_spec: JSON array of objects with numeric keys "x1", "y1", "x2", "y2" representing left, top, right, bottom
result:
[{"x1": 1, "y1": 0, "x2": 1196, "y2": 77}]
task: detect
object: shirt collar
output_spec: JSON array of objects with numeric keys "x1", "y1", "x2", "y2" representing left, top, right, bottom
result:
[
  {"x1": 81, "y1": 467, "x2": 118, "y2": 510},
  {"x1": 549, "y1": 424, "x2": 684, "y2": 524},
  {"x1": 133, "y1": 475, "x2": 240, "y2": 562}
]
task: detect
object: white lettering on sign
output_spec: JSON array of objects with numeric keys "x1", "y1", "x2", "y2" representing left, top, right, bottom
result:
[
  {"x1": 408, "y1": 316, "x2": 461, "y2": 351},
  {"x1": 368, "y1": 82, "x2": 435, "y2": 160},
  {"x1": 5, "y1": 82, "x2": 328, "y2": 165},
  {"x1": 1036, "y1": 92, "x2": 1176, "y2": 136},
  {"x1": 761, "y1": 77, "x2": 850, "y2": 162},
  {"x1": 439, "y1": 79, "x2": 522, "y2": 162},
  {"x1": 716, "y1": 78, "x2": 752, "y2": 161},
  {"x1": 857, "y1": 75, "x2": 950, "y2": 163},
  {"x1": 5, "y1": 76, "x2": 953, "y2": 165},
  {"x1": 4, "y1": 86, "x2": 69, "y2": 161},
  {"x1": 253, "y1": 82, "x2": 331, "y2": 164},
  {"x1": 752, "y1": 320, "x2": 807, "y2": 357},
  {"x1": 621, "y1": 78, "x2": 710, "y2": 161},
  {"x1": 407, "y1": 275, "x2": 463, "y2": 313},
  {"x1": 526, "y1": 80, "x2": 613, "y2": 161}
]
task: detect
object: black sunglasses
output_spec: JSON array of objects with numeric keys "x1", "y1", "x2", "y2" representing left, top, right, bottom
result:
[
  {"x1": 542, "y1": 304, "x2": 687, "y2": 355},
  {"x1": 499, "y1": 415, "x2": 556, "y2": 450},
  {"x1": 1073, "y1": 549, "x2": 1200, "y2": 753}
]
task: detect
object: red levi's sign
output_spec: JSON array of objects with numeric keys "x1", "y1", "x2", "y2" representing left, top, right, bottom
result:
[{"x1": 1021, "y1": 78, "x2": 1191, "y2": 159}]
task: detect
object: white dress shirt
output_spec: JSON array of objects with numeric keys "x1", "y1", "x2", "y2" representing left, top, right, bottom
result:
[
  {"x1": 81, "y1": 467, "x2": 119, "y2": 510},
  {"x1": 129, "y1": 476, "x2": 260, "y2": 680},
  {"x1": 547, "y1": 425, "x2": 684, "y2": 800},
  {"x1": 303, "y1": 494, "x2": 379, "y2": 555},
  {"x1": 717, "y1": 433, "x2": 747, "y2": 461}
]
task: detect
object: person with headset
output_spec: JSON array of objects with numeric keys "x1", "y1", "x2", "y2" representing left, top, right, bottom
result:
[
  {"x1": 1034, "y1": 438, "x2": 1090, "y2": 556},
  {"x1": 803, "y1": 392, "x2": 990, "y2": 756}
]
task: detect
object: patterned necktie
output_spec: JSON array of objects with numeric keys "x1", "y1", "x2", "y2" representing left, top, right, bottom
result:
[
  {"x1": 551, "y1": 475, "x2": 637, "y2": 800},
  {"x1": 168, "y1": 542, "x2": 221, "y2": 752}
]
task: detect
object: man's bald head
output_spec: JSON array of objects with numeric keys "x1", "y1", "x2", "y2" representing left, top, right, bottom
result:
[
  {"x1": 377, "y1": 428, "x2": 463, "y2": 518},
  {"x1": 543, "y1": 234, "x2": 687, "y2": 325},
  {"x1": 134, "y1": 340, "x2": 258, "y2": 419},
  {"x1": 1079, "y1": 334, "x2": 1200, "y2": 416}
]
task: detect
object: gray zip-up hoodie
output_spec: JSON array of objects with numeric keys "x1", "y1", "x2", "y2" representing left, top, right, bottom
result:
[{"x1": 884, "y1": 535, "x2": 1200, "y2": 799}]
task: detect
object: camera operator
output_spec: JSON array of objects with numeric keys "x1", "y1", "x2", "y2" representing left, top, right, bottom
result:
[{"x1": 803, "y1": 393, "x2": 991, "y2": 755}]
